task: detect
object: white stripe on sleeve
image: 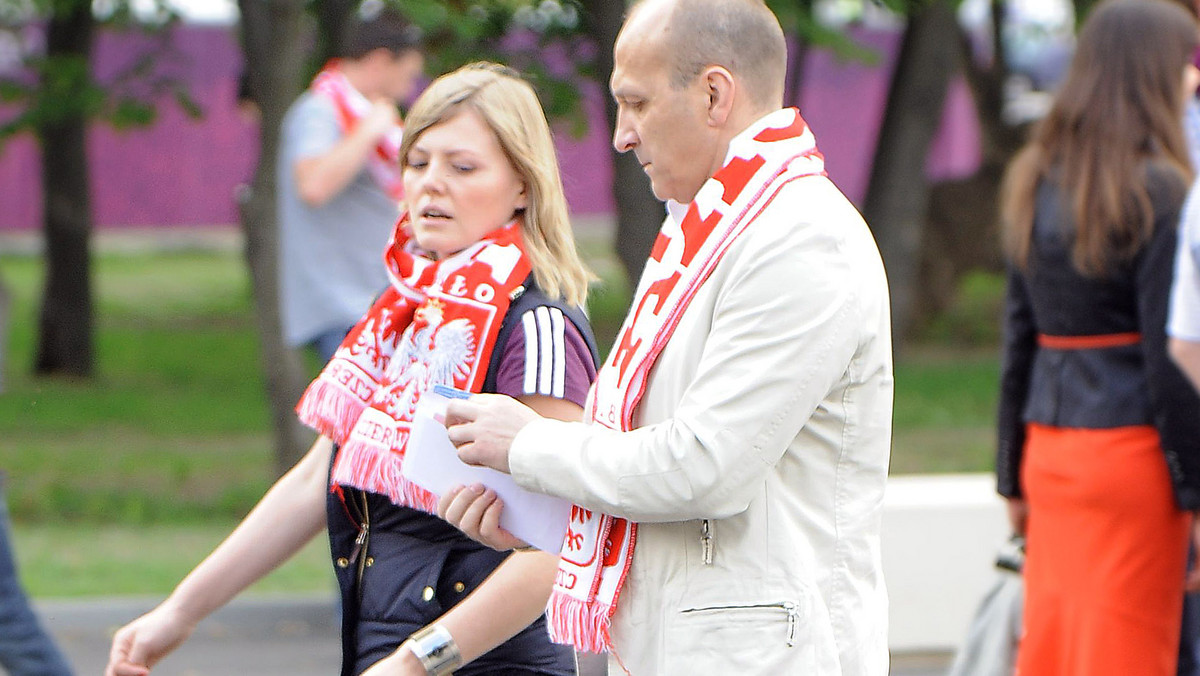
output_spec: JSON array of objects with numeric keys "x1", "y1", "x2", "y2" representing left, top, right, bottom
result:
[
  {"x1": 521, "y1": 309, "x2": 538, "y2": 395},
  {"x1": 535, "y1": 306, "x2": 554, "y2": 395},
  {"x1": 550, "y1": 307, "x2": 566, "y2": 399}
]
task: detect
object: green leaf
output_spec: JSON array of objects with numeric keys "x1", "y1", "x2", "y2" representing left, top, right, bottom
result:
[
  {"x1": 107, "y1": 97, "x2": 156, "y2": 129},
  {"x1": 172, "y1": 85, "x2": 203, "y2": 120}
]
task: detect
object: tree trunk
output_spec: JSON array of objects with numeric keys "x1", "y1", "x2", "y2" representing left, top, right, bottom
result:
[
  {"x1": 34, "y1": 1, "x2": 94, "y2": 377},
  {"x1": 313, "y1": 0, "x2": 355, "y2": 68},
  {"x1": 580, "y1": 0, "x2": 663, "y2": 291},
  {"x1": 782, "y1": 0, "x2": 814, "y2": 106},
  {"x1": 238, "y1": 0, "x2": 313, "y2": 476},
  {"x1": 860, "y1": 0, "x2": 959, "y2": 347},
  {"x1": 917, "y1": 0, "x2": 1026, "y2": 330}
]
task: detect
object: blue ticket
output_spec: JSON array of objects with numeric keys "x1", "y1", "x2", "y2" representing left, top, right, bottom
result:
[{"x1": 432, "y1": 384, "x2": 473, "y2": 400}]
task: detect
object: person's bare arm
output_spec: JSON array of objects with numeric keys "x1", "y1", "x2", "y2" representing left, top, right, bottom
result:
[
  {"x1": 105, "y1": 437, "x2": 333, "y2": 676},
  {"x1": 295, "y1": 100, "x2": 399, "y2": 207},
  {"x1": 363, "y1": 395, "x2": 582, "y2": 675}
]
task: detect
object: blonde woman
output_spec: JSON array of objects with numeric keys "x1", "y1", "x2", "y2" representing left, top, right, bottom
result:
[{"x1": 106, "y1": 63, "x2": 596, "y2": 676}]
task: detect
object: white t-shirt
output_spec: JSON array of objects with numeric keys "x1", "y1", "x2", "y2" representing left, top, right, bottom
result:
[{"x1": 1169, "y1": 179, "x2": 1200, "y2": 341}]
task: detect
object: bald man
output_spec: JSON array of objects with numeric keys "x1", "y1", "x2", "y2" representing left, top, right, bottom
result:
[{"x1": 439, "y1": 1, "x2": 892, "y2": 673}]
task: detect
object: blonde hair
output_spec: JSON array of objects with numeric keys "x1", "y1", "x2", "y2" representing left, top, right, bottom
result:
[{"x1": 399, "y1": 62, "x2": 594, "y2": 306}]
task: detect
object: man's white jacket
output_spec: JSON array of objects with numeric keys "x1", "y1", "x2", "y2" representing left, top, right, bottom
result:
[{"x1": 511, "y1": 171, "x2": 893, "y2": 675}]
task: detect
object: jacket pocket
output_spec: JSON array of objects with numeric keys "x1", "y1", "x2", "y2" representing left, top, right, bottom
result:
[
  {"x1": 666, "y1": 600, "x2": 839, "y2": 674},
  {"x1": 681, "y1": 602, "x2": 800, "y2": 646}
]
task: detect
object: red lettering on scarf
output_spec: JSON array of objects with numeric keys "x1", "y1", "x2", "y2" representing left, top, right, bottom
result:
[
  {"x1": 571, "y1": 505, "x2": 593, "y2": 524},
  {"x1": 329, "y1": 363, "x2": 374, "y2": 401},
  {"x1": 649, "y1": 232, "x2": 671, "y2": 262},
  {"x1": 679, "y1": 206, "x2": 721, "y2": 267},
  {"x1": 718, "y1": 155, "x2": 766, "y2": 205},
  {"x1": 565, "y1": 527, "x2": 585, "y2": 551},
  {"x1": 602, "y1": 519, "x2": 628, "y2": 566},
  {"x1": 357, "y1": 419, "x2": 393, "y2": 446},
  {"x1": 753, "y1": 114, "x2": 806, "y2": 143},
  {"x1": 555, "y1": 569, "x2": 577, "y2": 590},
  {"x1": 610, "y1": 327, "x2": 643, "y2": 387},
  {"x1": 643, "y1": 271, "x2": 681, "y2": 316}
]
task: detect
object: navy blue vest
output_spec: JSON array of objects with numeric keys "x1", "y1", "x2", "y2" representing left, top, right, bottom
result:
[{"x1": 326, "y1": 282, "x2": 595, "y2": 676}]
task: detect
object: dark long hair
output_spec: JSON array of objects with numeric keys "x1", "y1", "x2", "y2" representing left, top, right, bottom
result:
[{"x1": 1001, "y1": 0, "x2": 1197, "y2": 275}]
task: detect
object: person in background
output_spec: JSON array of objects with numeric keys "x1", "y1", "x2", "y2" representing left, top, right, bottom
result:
[
  {"x1": 1172, "y1": 171, "x2": 1200, "y2": 398},
  {"x1": 105, "y1": 62, "x2": 598, "y2": 676},
  {"x1": 996, "y1": 1, "x2": 1200, "y2": 673},
  {"x1": 278, "y1": 4, "x2": 424, "y2": 364},
  {"x1": 1163, "y1": 2, "x2": 1200, "y2": 673},
  {"x1": 438, "y1": 0, "x2": 893, "y2": 673},
  {"x1": 0, "y1": 472, "x2": 75, "y2": 676}
]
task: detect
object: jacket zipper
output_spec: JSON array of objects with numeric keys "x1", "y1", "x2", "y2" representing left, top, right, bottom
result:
[
  {"x1": 350, "y1": 490, "x2": 371, "y2": 601},
  {"x1": 700, "y1": 519, "x2": 713, "y2": 565},
  {"x1": 680, "y1": 601, "x2": 800, "y2": 647}
]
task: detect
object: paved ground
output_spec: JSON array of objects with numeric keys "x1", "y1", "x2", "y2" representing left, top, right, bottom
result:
[
  {"x1": 41, "y1": 594, "x2": 342, "y2": 675},
  {"x1": 37, "y1": 593, "x2": 953, "y2": 675}
]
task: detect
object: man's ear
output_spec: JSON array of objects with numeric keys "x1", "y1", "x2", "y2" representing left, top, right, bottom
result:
[{"x1": 703, "y1": 66, "x2": 735, "y2": 127}]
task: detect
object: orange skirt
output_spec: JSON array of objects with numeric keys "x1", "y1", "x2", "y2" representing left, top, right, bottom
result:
[{"x1": 1017, "y1": 423, "x2": 1191, "y2": 676}]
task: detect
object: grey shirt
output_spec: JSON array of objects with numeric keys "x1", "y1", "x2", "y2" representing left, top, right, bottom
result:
[{"x1": 277, "y1": 91, "x2": 400, "y2": 346}]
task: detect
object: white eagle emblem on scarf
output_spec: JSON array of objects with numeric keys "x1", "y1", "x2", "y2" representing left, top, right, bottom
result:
[{"x1": 384, "y1": 299, "x2": 477, "y2": 420}]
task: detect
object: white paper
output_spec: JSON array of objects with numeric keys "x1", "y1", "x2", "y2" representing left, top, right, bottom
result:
[{"x1": 403, "y1": 389, "x2": 571, "y2": 553}]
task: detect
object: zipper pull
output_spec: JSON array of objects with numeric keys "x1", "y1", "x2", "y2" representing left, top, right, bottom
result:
[
  {"x1": 700, "y1": 519, "x2": 714, "y2": 565},
  {"x1": 348, "y1": 523, "x2": 369, "y2": 566},
  {"x1": 783, "y1": 601, "x2": 798, "y2": 647}
]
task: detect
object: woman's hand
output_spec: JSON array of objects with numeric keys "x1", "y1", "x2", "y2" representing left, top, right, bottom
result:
[
  {"x1": 360, "y1": 642, "x2": 425, "y2": 676},
  {"x1": 437, "y1": 484, "x2": 529, "y2": 551},
  {"x1": 105, "y1": 603, "x2": 196, "y2": 676},
  {"x1": 1006, "y1": 497, "x2": 1029, "y2": 537},
  {"x1": 1188, "y1": 514, "x2": 1200, "y2": 593}
]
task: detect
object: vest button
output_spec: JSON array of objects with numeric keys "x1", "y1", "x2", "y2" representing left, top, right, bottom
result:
[
  {"x1": 335, "y1": 557, "x2": 349, "y2": 568},
  {"x1": 453, "y1": 582, "x2": 466, "y2": 593},
  {"x1": 422, "y1": 586, "x2": 435, "y2": 602},
  {"x1": 365, "y1": 557, "x2": 375, "y2": 567}
]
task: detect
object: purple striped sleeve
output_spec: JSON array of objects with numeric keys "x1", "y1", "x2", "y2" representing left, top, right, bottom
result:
[{"x1": 493, "y1": 306, "x2": 596, "y2": 408}]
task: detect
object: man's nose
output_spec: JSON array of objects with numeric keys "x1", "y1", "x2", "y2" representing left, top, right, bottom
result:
[{"x1": 613, "y1": 120, "x2": 637, "y2": 153}]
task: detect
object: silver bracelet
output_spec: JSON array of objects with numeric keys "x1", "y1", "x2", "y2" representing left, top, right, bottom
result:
[{"x1": 405, "y1": 624, "x2": 463, "y2": 676}]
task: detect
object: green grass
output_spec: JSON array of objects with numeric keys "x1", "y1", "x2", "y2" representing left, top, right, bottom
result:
[
  {"x1": 891, "y1": 346, "x2": 998, "y2": 474},
  {"x1": 11, "y1": 522, "x2": 331, "y2": 598},
  {"x1": 0, "y1": 243, "x2": 1004, "y2": 597}
]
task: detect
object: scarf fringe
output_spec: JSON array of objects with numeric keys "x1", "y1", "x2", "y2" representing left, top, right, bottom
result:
[
  {"x1": 295, "y1": 378, "x2": 368, "y2": 447},
  {"x1": 546, "y1": 588, "x2": 613, "y2": 654},
  {"x1": 331, "y1": 438, "x2": 440, "y2": 514}
]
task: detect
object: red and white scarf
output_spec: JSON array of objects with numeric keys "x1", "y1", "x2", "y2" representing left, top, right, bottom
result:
[
  {"x1": 547, "y1": 108, "x2": 827, "y2": 654},
  {"x1": 296, "y1": 216, "x2": 531, "y2": 511},
  {"x1": 310, "y1": 61, "x2": 405, "y2": 200}
]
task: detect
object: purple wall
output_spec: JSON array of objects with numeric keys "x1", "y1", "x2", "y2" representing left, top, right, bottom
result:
[{"x1": 0, "y1": 25, "x2": 979, "y2": 233}]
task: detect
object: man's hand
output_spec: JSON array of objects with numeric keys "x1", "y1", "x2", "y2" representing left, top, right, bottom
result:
[
  {"x1": 360, "y1": 99, "x2": 401, "y2": 140},
  {"x1": 444, "y1": 394, "x2": 542, "y2": 475},
  {"x1": 437, "y1": 484, "x2": 528, "y2": 551}
]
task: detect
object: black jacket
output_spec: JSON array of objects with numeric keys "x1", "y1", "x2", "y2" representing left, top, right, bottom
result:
[{"x1": 996, "y1": 166, "x2": 1200, "y2": 510}]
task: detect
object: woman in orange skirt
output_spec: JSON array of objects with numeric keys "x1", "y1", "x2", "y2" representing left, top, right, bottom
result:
[{"x1": 996, "y1": 1, "x2": 1200, "y2": 674}]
